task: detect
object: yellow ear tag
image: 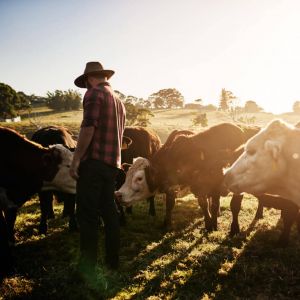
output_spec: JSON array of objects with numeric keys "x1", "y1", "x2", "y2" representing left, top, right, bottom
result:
[{"x1": 200, "y1": 152, "x2": 205, "y2": 160}]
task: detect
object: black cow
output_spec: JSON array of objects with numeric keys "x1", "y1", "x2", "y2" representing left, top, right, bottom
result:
[
  {"x1": 0, "y1": 126, "x2": 76, "y2": 279},
  {"x1": 31, "y1": 126, "x2": 78, "y2": 234}
]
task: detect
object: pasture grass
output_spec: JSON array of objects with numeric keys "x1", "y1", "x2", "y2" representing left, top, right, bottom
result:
[
  {"x1": 1, "y1": 108, "x2": 300, "y2": 299},
  {"x1": 1, "y1": 194, "x2": 300, "y2": 299}
]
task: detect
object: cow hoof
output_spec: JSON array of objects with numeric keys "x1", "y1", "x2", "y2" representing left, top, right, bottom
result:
[
  {"x1": 39, "y1": 224, "x2": 48, "y2": 235},
  {"x1": 162, "y1": 221, "x2": 173, "y2": 231},
  {"x1": 229, "y1": 224, "x2": 240, "y2": 237},
  {"x1": 254, "y1": 213, "x2": 263, "y2": 220},
  {"x1": 69, "y1": 220, "x2": 79, "y2": 232},
  {"x1": 149, "y1": 209, "x2": 156, "y2": 217},
  {"x1": 205, "y1": 224, "x2": 213, "y2": 232}
]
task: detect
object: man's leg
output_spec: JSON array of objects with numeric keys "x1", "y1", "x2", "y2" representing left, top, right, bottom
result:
[
  {"x1": 76, "y1": 160, "x2": 103, "y2": 273},
  {"x1": 99, "y1": 167, "x2": 120, "y2": 269}
]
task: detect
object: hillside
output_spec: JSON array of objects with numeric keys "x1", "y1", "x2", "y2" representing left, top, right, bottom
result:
[{"x1": 2, "y1": 108, "x2": 300, "y2": 142}]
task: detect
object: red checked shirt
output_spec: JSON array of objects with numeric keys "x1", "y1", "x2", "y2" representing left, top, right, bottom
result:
[{"x1": 80, "y1": 82, "x2": 126, "y2": 168}]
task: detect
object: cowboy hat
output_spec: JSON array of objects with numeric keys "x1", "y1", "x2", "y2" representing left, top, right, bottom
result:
[{"x1": 74, "y1": 61, "x2": 115, "y2": 88}]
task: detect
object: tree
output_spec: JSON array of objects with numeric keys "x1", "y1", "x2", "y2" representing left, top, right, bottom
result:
[
  {"x1": 0, "y1": 82, "x2": 20, "y2": 119},
  {"x1": 219, "y1": 88, "x2": 236, "y2": 111},
  {"x1": 135, "y1": 108, "x2": 154, "y2": 127},
  {"x1": 114, "y1": 90, "x2": 126, "y2": 102},
  {"x1": 124, "y1": 102, "x2": 153, "y2": 126},
  {"x1": 192, "y1": 113, "x2": 208, "y2": 127},
  {"x1": 125, "y1": 95, "x2": 138, "y2": 106},
  {"x1": 149, "y1": 88, "x2": 184, "y2": 109},
  {"x1": 16, "y1": 91, "x2": 32, "y2": 112},
  {"x1": 46, "y1": 89, "x2": 81, "y2": 111},
  {"x1": 244, "y1": 100, "x2": 262, "y2": 113},
  {"x1": 64, "y1": 90, "x2": 81, "y2": 110},
  {"x1": 292, "y1": 101, "x2": 300, "y2": 114}
]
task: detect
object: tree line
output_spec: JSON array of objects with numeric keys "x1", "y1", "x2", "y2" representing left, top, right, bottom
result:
[{"x1": 1, "y1": 82, "x2": 300, "y2": 122}]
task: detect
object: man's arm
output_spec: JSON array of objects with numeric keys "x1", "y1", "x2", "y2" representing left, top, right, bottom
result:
[{"x1": 69, "y1": 126, "x2": 95, "y2": 180}]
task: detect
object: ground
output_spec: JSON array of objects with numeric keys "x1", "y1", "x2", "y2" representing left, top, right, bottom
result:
[{"x1": 1, "y1": 108, "x2": 300, "y2": 299}]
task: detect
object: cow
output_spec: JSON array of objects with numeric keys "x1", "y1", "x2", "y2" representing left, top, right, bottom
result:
[
  {"x1": 0, "y1": 126, "x2": 76, "y2": 278},
  {"x1": 116, "y1": 124, "x2": 279, "y2": 232},
  {"x1": 224, "y1": 119, "x2": 300, "y2": 205},
  {"x1": 31, "y1": 126, "x2": 78, "y2": 234},
  {"x1": 116, "y1": 123, "x2": 299, "y2": 245},
  {"x1": 120, "y1": 127, "x2": 162, "y2": 218}
]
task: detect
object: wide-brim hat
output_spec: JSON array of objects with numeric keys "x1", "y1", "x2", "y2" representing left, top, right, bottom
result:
[{"x1": 74, "y1": 61, "x2": 115, "y2": 88}]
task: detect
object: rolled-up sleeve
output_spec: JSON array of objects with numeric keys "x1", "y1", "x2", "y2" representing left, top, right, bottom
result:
[{"x1": 81, "y1": 89, "x2": 102, "y2": 128}]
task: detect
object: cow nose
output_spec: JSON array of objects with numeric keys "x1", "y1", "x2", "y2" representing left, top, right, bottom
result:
[
  {"x1": 114, "y1": 191, "x2": 123, "y2": 203},
  {"x1": 224, "y1": 172, "x2": 241, "y2": 193},
  {"x1": 223, "y1": 171, "x2": 233, "y2": 187}
]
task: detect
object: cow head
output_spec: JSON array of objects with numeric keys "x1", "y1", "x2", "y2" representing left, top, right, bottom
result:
[
  {"x1": 42, "y1": 144, "x2": 76, "y2": 194},
  {"x1": 115, "y1": 157, "x2": 156, "y2": 206},
  {"x1": 224, "y1": 120, "x2": 289, "y2": 195}
]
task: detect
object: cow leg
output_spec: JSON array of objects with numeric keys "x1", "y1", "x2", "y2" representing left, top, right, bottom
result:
[
  {"x1": 164, "y1": 190, "x2": 176, "y2": 229},
  {"x1": 3, "y1": 207, "x2": 17, "y2": 246},
  {"x1": 256, "y1": 195, "x2": 299, "y2": 246},
  {"x1": 255, "y1": 199, "x2": 264, "y2": 219},
  {"x1": 210, "y1": 192, "x2": 221, "y2": 231},
  {"x1": 64, "y1": 194, "x2": 78, "y2": 232},
  {"x1": 0, "y1": 209, "x2": 14, "y2": 280},
  {"x1": 278, "y1": 206, "x2": 298, "y2": 247},
  {"x1": 230, "y1": 193, "x2": 243, "y2": 236},
  {"x1": 39, "y1": 191, "x2": 54, "y2": 234},
  {"x1": 197, "y1": 196, "x2": 212, "y2": 231},
  {"x1": 297, "y1": 211, "x2": 300, "y2": 235},
  {"x1": 148, "y1": 196, "x2": 156, "y2": 216}
]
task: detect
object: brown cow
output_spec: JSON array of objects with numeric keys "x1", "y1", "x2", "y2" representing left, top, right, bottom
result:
[
  {"x1": 116, "y1": 124, "x2": 263, "y2": 230},
  {"x1": 0, "y1": 126, "x2": 76, "y2": 278}
]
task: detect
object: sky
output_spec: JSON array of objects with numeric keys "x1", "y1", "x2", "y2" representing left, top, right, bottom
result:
[{"x1": 1, "y1": 0, "x2": 300, "y2": 114}]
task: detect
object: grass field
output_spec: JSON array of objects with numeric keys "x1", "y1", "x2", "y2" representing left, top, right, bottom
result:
[{"x1": 1, "y1": 108, "x2": 300, "y2": 299}]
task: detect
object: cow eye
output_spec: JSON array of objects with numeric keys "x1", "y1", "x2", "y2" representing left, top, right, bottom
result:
[
  {"x1": 137, "y1": 177, "x2": 143, "y2": 182},
  {"x1": 247, "y1": 149, "x2": 256, "y2": 156}
]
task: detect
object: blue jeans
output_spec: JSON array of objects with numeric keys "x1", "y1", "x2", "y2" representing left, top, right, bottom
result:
[{"x1": 76, "y1": 159, "x2": 120, "y2": 270}]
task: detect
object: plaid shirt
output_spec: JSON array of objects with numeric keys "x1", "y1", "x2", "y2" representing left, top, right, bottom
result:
[{"x1": 81, "y1": 82, "x2": 126, "y2": 168}]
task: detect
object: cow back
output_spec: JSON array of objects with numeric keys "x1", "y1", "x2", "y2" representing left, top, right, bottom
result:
[{"x1": 121, "y1": 127, "x2": 161, "y2": 164}]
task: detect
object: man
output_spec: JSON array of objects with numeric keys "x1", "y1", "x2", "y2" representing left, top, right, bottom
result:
[{"x1": 70, "y1": 61, "x2": 126, "y2": 278}]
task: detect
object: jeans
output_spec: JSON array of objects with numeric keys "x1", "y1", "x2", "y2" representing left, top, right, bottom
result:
[{"x1": 76, "y1": 159, "x2": 120, "y2": 270}]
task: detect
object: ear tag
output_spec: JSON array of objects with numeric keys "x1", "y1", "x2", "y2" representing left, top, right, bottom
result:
[{"x1": 200, "y1": 152, "x2": 205, "y2": 160}]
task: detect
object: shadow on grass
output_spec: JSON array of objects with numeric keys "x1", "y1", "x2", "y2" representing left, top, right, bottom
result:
[{"x1": 4, "y1": 196, "x2": 300, "y2": 299}]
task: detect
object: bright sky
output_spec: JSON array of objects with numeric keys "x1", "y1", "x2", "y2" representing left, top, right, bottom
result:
[{"x1": 1, "y1": 0, "x2": 300, "y2": 114}]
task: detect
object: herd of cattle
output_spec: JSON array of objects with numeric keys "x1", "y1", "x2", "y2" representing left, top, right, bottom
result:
[{"x1": 1, "y1": 119, "x2": 300, "y2": 279}]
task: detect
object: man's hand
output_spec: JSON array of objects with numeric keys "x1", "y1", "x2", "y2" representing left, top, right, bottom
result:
[{"x1": 69, "y1": 158, "x2": 80, "y2": 180}]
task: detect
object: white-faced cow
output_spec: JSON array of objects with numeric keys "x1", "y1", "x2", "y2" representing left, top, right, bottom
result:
[
  {"x1": 118, "y1": 126, "x2": 161, "y2": 221},
  {"x1": 31, "y1": 125, "x2": 78, "y2": 234},
  {"x1": 225, "y1": 119, "x2": 300, "y2": 206},
  {"x1": 0, "y1": 126, "x2": 76, "y2": 278}
]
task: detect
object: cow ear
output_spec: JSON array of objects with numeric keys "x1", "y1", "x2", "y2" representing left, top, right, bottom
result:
[
  {"x1": 200, "y1": 151, "x2": 205, "y2": 160},
  {"x1": 122, "y1": 136, "x2": 132, "y2": 150},
  {"x1": 264, "y1": 140, "x2": 281, "y2": 160}
]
